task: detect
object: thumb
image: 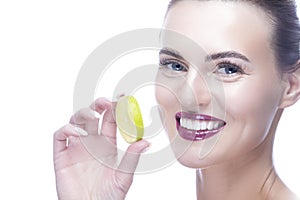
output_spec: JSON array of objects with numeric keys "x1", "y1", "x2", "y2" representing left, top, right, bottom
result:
[{"x1": 114, "y1": 140, "x2": 150, "y2": 192}]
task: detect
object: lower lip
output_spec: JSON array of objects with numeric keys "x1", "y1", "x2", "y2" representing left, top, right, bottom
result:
[{"x1": 175, "y1": 113, "x2": 225, "y2": 141}]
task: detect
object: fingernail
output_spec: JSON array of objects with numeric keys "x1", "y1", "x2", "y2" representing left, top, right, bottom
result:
[
  {"x1": 142, "y1": 143, "x2": 151, "y2": 153},
  {"x1": 75, "y1": 127, "x2": 89, "y2": 136},
  {"x1": 103, "y1": 96, "x2": 113, "y2": 102},
  {"x1": 90, "y1": 110, "x2": 101, "y2": 119},
  {"x1": 116, "y1": 93, "x2": 126, "y2": 100}
]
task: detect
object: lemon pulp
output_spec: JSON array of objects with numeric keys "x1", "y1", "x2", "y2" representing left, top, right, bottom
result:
[{"x1": 116, "y1": 96, "x2": 144, "y2": 143}]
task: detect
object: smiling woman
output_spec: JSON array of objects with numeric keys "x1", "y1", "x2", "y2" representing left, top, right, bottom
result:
[
  {"x1": 53, "y1": 0, "x2": 300, "y2": 200},
  {"x1": 156, "y1": 0, "x2": 300, "y2": 199}
]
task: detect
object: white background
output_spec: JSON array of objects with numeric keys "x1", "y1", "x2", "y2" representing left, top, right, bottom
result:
[{"x1": 0, "y1": 0, "x2": 299, "y2": 199}]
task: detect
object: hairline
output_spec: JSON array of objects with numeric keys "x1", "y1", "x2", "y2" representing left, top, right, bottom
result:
[{"x1": 164, "y1": 0, "x2": 283, "y2": 75}]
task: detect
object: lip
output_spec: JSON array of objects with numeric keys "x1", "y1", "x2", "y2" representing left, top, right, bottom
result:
[{"x1": 175, "y1": 112, "x2": 226, "y2": 141}]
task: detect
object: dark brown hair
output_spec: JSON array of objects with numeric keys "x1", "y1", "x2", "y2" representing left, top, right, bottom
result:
[{"x1": 167, "y1": 0, "x2": 300, "y2": 73}]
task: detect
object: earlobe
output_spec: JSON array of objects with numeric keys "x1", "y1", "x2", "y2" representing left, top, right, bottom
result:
[{"x1": 279, "y1": 63, "x2": 300, "y2": 108}]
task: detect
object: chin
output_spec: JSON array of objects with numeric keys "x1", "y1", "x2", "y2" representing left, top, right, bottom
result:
[{"x1": 170, "y1": 138, "x2": 221, "y2": 169}]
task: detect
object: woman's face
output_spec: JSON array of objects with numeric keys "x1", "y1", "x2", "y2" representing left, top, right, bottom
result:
[{"x1": 155, "y1": 1, "x2": 286, "y2": 168}]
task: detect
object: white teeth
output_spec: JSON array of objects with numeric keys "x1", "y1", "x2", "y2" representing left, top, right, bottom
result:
[
  {"x1": 187, "y1": 120, "x2": 193, "y2": 129},
  {"x1": 200, "y1": 121, "x2": 207, "y2": 130},
  {"x1": 207, "y1": 121, "x2": 213, "y2": 130},
  {"x1": 213, "y1": 122, "x2": 219, "y2": 129},
  {"x1": 179, "y1": 118, "x2": 224, "y2": 131},
  {"x1": 196, "y1": 121, "x2": 201, "y2": 130},
  {"x1": 192, "y1": 121, "x2": 197, "y2": 129}
]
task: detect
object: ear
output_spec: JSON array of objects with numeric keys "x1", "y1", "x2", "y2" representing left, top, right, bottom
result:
[{"x1": 279, "y1": 62, "x2": 300, "y2": 108}]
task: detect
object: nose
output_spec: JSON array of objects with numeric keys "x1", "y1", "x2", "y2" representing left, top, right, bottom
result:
[{"x1": 177, "y1": 68, "x2": 212, "y2": 110}]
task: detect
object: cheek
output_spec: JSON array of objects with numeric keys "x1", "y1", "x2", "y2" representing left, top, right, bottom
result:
[
  {"x1": 155, "y1": 84, "x2": 178, "y2": 110},
  {"x1": 225, "y1": 79, "x2": 280, "y2": 119},
  {"x1": 223, "y1": 78, "x2": 281, "y2": 146},
  {"x1": 155, "y1": 84, "x2": 180, "y2": 138},
  {"x1": 155, "y1": 73, "x2": 184, "y2": 112},
  {"x1": 156, "y1": 85, "x2": 169, "y2": 106},
  {"x1": 224, "y1": 83, "x2": 259, "y2": 118}
]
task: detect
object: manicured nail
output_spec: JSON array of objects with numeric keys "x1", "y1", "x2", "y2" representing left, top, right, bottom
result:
[
  {"x1": 116, "y1": 93, "x2": 125, "y2": 100},
  {"x1": 103, "y1": 97, "x2": 113, "y2": 102},
  {"x1": 142, "y1": 142, "x2": 151, "y2": 153},
  {"x1": 75, "y1": 127, "x2": 89, "y2": 136},
  {"x1": 90, "y1": 110, "x2": 101, "y2": 119}
]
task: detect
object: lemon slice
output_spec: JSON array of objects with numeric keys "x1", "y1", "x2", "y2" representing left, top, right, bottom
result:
[{"x1": 116, "y1": 96, "x2": 144, "y2": 143}]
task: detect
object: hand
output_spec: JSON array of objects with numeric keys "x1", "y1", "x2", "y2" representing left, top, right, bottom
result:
[{"x1": 53, "y1": 98, "x2": 150, "y2": 200}]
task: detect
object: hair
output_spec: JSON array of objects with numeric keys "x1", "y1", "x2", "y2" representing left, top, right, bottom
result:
[{"x1": 167, "y1": 0, "x2": 300, "y2": 73}]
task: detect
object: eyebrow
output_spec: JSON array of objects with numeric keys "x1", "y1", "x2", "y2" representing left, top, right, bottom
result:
[
  {"x1": 205, "y1": 51, "x2": 250, "y2": 62},
  {"x1": 159, "y1": 48, "x2": 185, "y2": 60},
  {"x1": 159, "y1": 48, "x2": 251, "y2": 63}
]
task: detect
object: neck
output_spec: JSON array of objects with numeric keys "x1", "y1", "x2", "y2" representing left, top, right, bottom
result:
[{"x1": 196, "y1": 110, "x2": 283, "y2": 200}]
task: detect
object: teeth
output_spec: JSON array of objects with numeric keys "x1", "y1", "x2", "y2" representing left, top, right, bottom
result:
[
  {"x1": 213, "y1": 123, "x2": 219, "y2": 129},
  {"x1": 200, "y1": 121, "x2": 207, "y2": 130},
  {"x1": 187, "y1": 120, "x2": 193, "y2": 129},
  {"x1": 195, "y1": 121, "x2": 201, "y2": 130},
  {"x1": 179, "y1": 118, "x2": 224, "y2": 131},
  {"x1": 207, "y1": 121, "x2": 213, "y2": 130}
]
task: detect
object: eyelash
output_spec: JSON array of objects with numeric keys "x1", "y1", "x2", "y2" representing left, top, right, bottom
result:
[
  {"x1": 159, "y1": 57, "x2": 188, "y2": 72},
  {"x1": 159, "y1": 57, "x2": 246, "y2": 77},
  {"x1": 215, "y1": 60, "x2": 246, "y2": 76}
]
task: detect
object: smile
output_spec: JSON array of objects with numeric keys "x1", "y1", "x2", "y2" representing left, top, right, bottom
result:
[{"x1": 175, "y1": 112, "x2": 226, "y2": 141}]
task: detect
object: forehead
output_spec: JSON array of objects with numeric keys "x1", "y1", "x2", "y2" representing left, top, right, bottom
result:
[{"x1": 163, "y1": 1, "x2": 275, "y2": 65}]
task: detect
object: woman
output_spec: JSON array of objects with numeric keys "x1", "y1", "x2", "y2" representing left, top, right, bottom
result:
[{"x1": 54, "y1": 0, "x2": 300, "y2": 199}]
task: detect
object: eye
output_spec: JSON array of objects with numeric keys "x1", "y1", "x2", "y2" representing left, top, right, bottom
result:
[
  {"x1": 215, "y1": 62, "x2": 244, "y2": 75},
  {"x1": 159, "y1": 57, "x2": 188, "y2": 73},
  {"x1": 168, "y1": 62, "x2": 187, "y2": 71},
  {"x1": 159, "y1": 58, "x2": 188, "y2": 77},
  {"x1": 160, "y1": 60, "x2": 187, "y2": 72}
]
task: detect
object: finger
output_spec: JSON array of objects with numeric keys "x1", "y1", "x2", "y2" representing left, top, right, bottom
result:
[
  {"x1": 69, "y1": 108, "x2": 101, "y2": 135},
  {"x1": 53, "y1": 124, "x2": 88, "y2": 154},
  {"x1": 100, "y1": 106, "x2": 117, "y2": 143},
  {"x1": 90, "y1": 97, "x2": 112, "y2": 114},
  {"x1": 88, "y1": 97, "x2": 113, "y2": 135},
  {"x1": 70, "y1": 108, "x2": 101, "y2": 125},
  {"x1": 114, "y1": 140, "x2": 150, "y2": 192}
]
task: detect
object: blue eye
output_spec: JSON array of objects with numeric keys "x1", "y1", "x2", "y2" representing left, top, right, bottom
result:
[
  {"x1": 167, "y1": 62, "x2": 186, "y2": 71},
  {"x1": 216, "y1": 63, "x2": 244, "y2": 75},
  {"x1": 160, "y1": 59, "x2": 187, "y2": 72}
]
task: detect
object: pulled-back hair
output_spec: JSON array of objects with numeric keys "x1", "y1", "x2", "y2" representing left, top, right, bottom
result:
[{"x1": 167, "y1": 0, "x2": 300, "y2": 73}]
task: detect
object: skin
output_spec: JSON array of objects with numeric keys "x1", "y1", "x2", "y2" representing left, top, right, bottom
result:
[
  {"x1": 53, "y1": 1, "x2": 300, "y2": 200},
  {"x1": 53, "y1": 98, "x2": 150, "y2": 200},
  {"x1": 155, "y1": 1, "x2": 300, "y2": 200}
]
